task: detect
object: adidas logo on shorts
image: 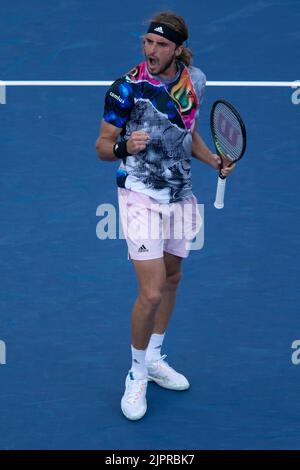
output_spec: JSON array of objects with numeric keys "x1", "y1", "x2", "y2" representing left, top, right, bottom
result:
[{"x1": 138, "y1": 244, "x2": 149, "y2": 253}]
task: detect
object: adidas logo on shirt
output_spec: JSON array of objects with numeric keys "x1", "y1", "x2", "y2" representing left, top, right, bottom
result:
[
  {"x1": 138, "y1": 245, "x2": 149, "y2": 253},
  {"x1": 154, "y1": 26, "x2": 164, "y2": 34}
]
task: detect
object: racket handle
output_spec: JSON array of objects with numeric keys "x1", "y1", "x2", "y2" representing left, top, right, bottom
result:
[{"x1": 214, "y1": 176, "x2": 226, "y2": 209}]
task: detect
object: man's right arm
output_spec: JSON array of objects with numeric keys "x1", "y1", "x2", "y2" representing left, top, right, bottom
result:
[
  {"x1": 96, "y1": 77, "x2": 133, "y2": 161},
  {"x1": 96, "y1": 119, "x2": 122, "y2": 161},
  {"x1": 96, "y1": 119, "x2": 150, "y2": 162}
]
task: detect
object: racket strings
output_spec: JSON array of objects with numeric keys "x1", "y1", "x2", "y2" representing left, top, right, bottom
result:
[{"x1": 212, "y1": 103, "x2": 244, "y2": 161}]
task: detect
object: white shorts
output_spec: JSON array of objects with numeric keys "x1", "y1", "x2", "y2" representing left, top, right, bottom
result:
[{"x1": 118, "y1": 188, "x2": 202, "y2": 260}]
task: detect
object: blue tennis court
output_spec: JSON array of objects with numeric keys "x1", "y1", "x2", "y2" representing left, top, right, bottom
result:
[{"x1": 0, "y1": 0, "x2": 300, "y2": 450}]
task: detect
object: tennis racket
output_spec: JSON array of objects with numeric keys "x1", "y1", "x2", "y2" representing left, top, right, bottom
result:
[{"x1": 210, "y1": 100, "x2": 247, "y2": 209}]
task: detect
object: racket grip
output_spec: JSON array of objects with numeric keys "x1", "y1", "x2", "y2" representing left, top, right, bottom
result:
[{"x1": 214, "y1": 176, "x2": 226, "y2": 209}]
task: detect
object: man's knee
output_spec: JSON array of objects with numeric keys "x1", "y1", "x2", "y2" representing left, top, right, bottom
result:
[
  {"x1": 165, "y1": 271, "x2": 182, "y2": 290},
  {"x1": 140, "y1": 290, "x2": 163, "y2": 309}
]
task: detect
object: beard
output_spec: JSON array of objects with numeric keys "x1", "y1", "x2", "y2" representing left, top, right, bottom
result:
[
  {"x1": 155, "y1": 55, "x2": 177, "y2": 76},
  {"x1": 144, "y1": 48, "x2": 177, "y2": 77}
]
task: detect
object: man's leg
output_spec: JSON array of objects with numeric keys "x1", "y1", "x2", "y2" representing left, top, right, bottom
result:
[
  {"x1": 121, "y1": 257, "x2": 166, "y2": 420},
  {"x1": 145, "y1": 252, "x2": 190, "y2": 391},
  {"x1": 131, "y1": 257, "x2": 166, "y2": 349},
  {"x1": 145, "y1": 252, "x2": 182, "y2": 362},
  {"x1": 152, "y1": 252, "x2": 182, "y2": 334}
]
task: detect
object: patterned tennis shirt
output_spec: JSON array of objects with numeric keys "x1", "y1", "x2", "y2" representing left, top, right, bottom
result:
[{"x1": 103, "y1": 60, "x2": 206, "y2": 203}]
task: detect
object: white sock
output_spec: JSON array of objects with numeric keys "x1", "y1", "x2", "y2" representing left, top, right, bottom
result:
[
  {"x1": 145, "y1": 333, "x2": 165, "y2": 363},
  {"x1": 130, "y1": 345, "x2": 147, "y2": 378}
]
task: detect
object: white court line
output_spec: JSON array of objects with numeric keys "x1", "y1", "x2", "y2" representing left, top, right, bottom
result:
[{"x1": 2, "y1": 80, "x2": 300, "y2": 87}]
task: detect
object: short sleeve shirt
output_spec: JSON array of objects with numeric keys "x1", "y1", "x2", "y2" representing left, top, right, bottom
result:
[{"x1": 103, "y1": 61, "x2": 206, "y2": 203}]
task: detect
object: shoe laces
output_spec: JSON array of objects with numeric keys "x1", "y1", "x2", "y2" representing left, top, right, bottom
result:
[
  {"x1": 126, "y1": 376, "x2": 146, "y2": 404},
  {"x1": 157, "y1": 354, "x2": 168, "y2": 364},
  {"x1": 151, "y1": 355, "x2": 177, "y2": 374}
]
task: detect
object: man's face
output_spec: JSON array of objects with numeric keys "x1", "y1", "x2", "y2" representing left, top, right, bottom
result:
[{"x1": 143, "y1": 33, "x2": 178, "y2": 76}]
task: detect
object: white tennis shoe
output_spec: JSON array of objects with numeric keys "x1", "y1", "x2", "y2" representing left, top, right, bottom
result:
[
  {"x1": 147, "y1": 355, "x2": 190, "y2": 391},
  {"x1": 121, "y1": 371, "x2": 148, "y2": 420}
]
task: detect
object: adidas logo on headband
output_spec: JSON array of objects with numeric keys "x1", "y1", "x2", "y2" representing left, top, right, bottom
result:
[
  {"x1": 154, "y1": 26, "x2": 164, "y2": 34},
  {"x1": 147, "y1": 22, "x2": 185, "y2": 46}
]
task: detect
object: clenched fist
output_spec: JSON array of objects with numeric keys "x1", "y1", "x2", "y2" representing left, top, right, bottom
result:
[{"x1": 126, "y1": 131, "x2": 150, "y2": 155}]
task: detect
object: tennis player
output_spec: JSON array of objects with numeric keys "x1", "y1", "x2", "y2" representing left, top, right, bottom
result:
[{"x1": 96, "y1": 11, "x2": 235, "y2": 420}]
